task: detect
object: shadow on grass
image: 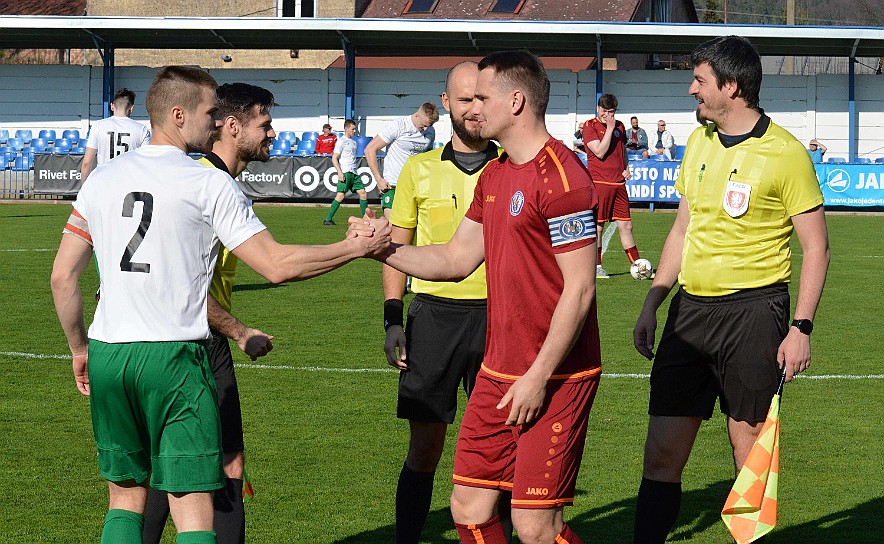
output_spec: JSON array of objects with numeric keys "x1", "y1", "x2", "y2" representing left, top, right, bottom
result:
[
  {"x1": 332, "y1": 485, "x2": 882, "y2": 543},
  {"x1": 232, "y1": 283, "x2": 288, "y2": 292}
]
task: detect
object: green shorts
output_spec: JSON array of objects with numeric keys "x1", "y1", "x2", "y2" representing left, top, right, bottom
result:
[
  {"x1": 336, "y1": 171, "x2": 365, "y2": 194},
  {"x1": 381, "y1": 186, "x2": 397, "y2": 209},
  {"x1": 88, "y1": 339, "x2": 225, "y2": 493}
]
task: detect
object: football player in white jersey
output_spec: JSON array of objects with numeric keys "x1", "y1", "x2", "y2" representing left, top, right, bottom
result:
[
  {"x1": 80, "y1": 88, "x2": 152, "y2": 182},
  {"x1": 51, "y1": 66, "x2": 390, "y2": 544}
]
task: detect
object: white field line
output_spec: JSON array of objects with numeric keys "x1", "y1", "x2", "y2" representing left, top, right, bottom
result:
[
  {"x1": 0, "y1": 248, "x2": 54, "y2": 252},
  {"x1": 4, "y1": 353, "x2": 883, "y2": 381}
]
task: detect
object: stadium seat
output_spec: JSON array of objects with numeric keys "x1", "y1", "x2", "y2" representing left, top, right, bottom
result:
[
  {"x1": 853, "y1": 157, "x2": 871, "y2": 164},
  {"x1": 300, "y1": 131, "x2": 319, "y2": 142},
  {"x1": 51, "y1": 146, "x2": 69, "y2": 154},
  {"x1": 269, "y1": 148, "x2": 285, "y2": 156},
  {"x1": 0, "y1": 129, "x2": 9, "y2": 145},
  {"x1": 39, "y1": 129, "x2": 56, "y2": 142},
  {"x1": 14, "y1": 129, "x2": 32, "y2": 143},
  {"x1": 11, "y1": 155, "x2": 31, "y2": 171},
  {"x1": 827, "y1": 157, "x2": 846, "y2": 163},
  {"x1": 355, "y1": 135, "x2": 373, "y2": 157},
  {"x1": 627, "y1": 153, "x2": 644, "y2": 161},
  {"x1": 272, "y1": 139, "x2": 291, "y2": 153},
  {"x1": 70, "y1": 145, "x2": 85, "y2": 155},
  {"x1": 62, "y1": 129, "x2": 80, "y2": 145},
  {"x1": 674, "y1": 145, "x2": 687, "y2": 161},
  {"x1": 30, "y1": 138, "x2": 49, "y2": 152},
  {"x1": 875, "y1": 157, "x2": 884, "y2": 164},
  {"x1": 296, "y1": 138, "x2": 316, "y2": 154},
  {"x1": 291, "y1": 149, "x2": 309, "y2": 157},
  {"x1": 6, "y1": 137, "x2": 25, "y2": 151},
  {"x1": 277, "y1": 131, "x2": 298, "y2": 144},
  {"x1": 55, "y1": 138, "x2": 73, "y2": 152},
  {"x1": 3, "y1": 148, "x2": 15, "y2": 161},
  {"x1": 0, "y1": 153, "x2": 7, "y2": 170},
  {"x1": 433, "y1": 141, "x2": 445, "y2": 149}
]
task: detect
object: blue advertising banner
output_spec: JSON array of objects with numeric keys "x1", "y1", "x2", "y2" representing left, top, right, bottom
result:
[
  {"x1": 625, "y1": 160, "x2": 682, "y2": 203},
  {"x1": 815, "y1": 163, "x2": 884, "y2": 207}
]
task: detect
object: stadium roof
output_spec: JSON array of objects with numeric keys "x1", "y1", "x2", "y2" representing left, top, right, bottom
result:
[{"x1": 0, "y1": 16, "x2": 882, "y2": 58}]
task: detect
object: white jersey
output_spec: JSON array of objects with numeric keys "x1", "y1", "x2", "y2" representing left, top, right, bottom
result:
[
  {"x1": 378, "y1": 116, "x2": 435, "y2": 186},
  {"x1": 72, "y1": 145, "x2": 266, "y2": 343},
  {"x1": 85, "y1": 116, "x2": 151, "y2": 166},
  {"x1": 334, "y1": 135, "x2": 358, "y2": 173}
]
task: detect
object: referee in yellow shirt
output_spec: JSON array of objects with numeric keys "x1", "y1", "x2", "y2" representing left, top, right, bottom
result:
[
  {"x1": 631, "y1": 36, "x2": 830, "y2": 543},
  {"x1": 381, "y1": 61, "x2": 512, "y2": 544}
]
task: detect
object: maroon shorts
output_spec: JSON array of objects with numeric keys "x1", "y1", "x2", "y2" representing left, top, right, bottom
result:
[
  {"x1": 595, "y1": 182, "x2": 631, "y2": 223},
  {"x1": 452, "y1": 370, "x2": 600, "y2": 509}
]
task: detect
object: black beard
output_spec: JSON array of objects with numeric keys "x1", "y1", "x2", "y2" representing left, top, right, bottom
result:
[
  {"x1": 695, "y1": 107, "x2": 709, "y2": 126},
  {"x1": 452, "y1": 117, "x2": 485, "y2": 148}
]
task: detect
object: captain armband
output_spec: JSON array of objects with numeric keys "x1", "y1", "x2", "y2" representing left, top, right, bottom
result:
[{"x1": 63, "y1": 210, "x2": 92, "y2": 245}]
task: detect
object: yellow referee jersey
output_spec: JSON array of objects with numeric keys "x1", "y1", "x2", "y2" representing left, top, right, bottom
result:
[
  {"x1": 675, "y1": 116, "x2": 823, "y2": 296},
  {"x1": 391, "y1": 142, "x2": 501, "y2": 299},
  {"x1": 199, "y1": 155, "x2": 238, "y2": 312}
]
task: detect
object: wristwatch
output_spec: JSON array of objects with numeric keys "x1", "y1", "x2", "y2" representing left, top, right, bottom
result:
[{"x1": 791, "y1": 319, "x2": 814, "y2": 335}]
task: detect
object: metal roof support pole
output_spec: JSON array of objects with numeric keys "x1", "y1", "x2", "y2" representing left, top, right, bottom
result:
[
  {"x1": 595, "y1": 35, "x2": 603, "y2": 107},
  {"x1": 102, "y1": 45, "x2": 115, "y2": 119},
  {"x1": 848, "y1": 56, "x2": 856, "y2": 161},
  {"x1": 342, "y1": 39, "x2": 356, "y2": 122}
]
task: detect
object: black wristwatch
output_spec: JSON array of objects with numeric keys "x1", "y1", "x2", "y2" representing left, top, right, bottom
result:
[{"x1": 791, "y1": 319, "x2": 814, "y2": 335}]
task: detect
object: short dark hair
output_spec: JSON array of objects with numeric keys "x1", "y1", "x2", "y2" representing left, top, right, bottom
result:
[
  {"x1": 418, "y1": 102, "x2": 440, "y2": 123},
  {"x1": 598, "y1": 94, "x2": 618, "y2": 111},
  {"x1": 343, "y1": 119, "x2": 356, "y2": 129},
  {"x1": 216, "y1": 83, "x2": 275, "y2": 124},
  {"x1": 146, "y1": 66, "x2": 217, "y2": 126},
  {"x1": 113, "y1": 88, "x2": 136, "y2": 109},
  {"x1": 691, "y1": 35, "x2": 762, "y2": 111},
  {"x1": 478, "y1": 50, "x2": 550, "y2": 118},
  {"x1": 630, "y1": 116, "x2": 638, "y2": 122}
]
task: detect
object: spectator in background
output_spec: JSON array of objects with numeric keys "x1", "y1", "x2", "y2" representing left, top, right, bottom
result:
[
  {"x1": 653, "y1": 120, "x2": 677, "y2": 160},
  {"x1": 573, "y1": 121, "x2": 587, "y2": 156},
  {"x1": 315, "y1": 123, "x2": 337, "y2": 155},
  {"x1": 80, "y1": 88, "x2": 151, "y2": 182},
  {"x1": 626, "y1": 116, "x2": 650, "y2": 158},
  {"x1": 808, "y1": 138, "x2": 827, "y2": 162}
]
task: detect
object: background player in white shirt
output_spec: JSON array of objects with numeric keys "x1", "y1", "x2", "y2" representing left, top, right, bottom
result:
[
  {"x1": 324, "y1": 119, "x2": 367, "y2": 225},
  {"x1": 51, "y1": 66, "x2": 390, "y2": 544},
  {"x1": 80, "y1": 88, "x2": 151, "y2": 182},
  {"x1": 365, "y1": 103, "x2": 439, "y2": 219}
]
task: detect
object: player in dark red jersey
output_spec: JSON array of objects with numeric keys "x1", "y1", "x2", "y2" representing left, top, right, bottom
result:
[{"x1": 362, "y1": 50, "x2": 601, "y2": 544}]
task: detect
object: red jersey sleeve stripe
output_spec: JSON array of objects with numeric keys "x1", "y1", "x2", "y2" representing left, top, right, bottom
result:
[{"x1": 545, "y1": 146, "x2": 570, "y2": 192}]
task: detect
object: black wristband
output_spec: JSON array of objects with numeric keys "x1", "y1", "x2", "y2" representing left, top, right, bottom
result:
[{"x1": 384, "y1": 299, "x2": 404, "y2": 330}]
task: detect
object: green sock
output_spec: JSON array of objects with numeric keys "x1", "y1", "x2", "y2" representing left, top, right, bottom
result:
[
  {"x1": 176, "y1": 530, "x2": 217, "y2": 544},
  {"x1": 359, "y1": 199, "x2": 368, "y2": 216},
  {"x1": 101, "y1": 509, "x2": 144, "y2": 544},
  {"x1": 325, "y1": 200, "x2": 341, "y2": 221}
]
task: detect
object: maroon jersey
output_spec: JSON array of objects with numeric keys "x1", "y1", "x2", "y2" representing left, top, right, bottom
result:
[
  {"x1": 314, "y1": 133, "x2": 337, "y2": 154},
  {"x1": 465, "y1": 137, "x2": 601, "y2": 382},
  {"x1": 582, "y1": 118, "x2": 627, "y2": 183}
]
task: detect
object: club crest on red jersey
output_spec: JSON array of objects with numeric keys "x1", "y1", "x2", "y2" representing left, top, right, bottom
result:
[
  {"x1": 510, "y1": 191, "x2": 525, "y2": 216},
  {"x1": 723, "y1": 181, "x2": 751, "y2": 218}
]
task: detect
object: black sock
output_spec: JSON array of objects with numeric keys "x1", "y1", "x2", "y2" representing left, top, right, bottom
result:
[
  {"x1": 498, "y1": 491, "x2": 514, "y2": 544},
  {"x1": 142, "y1": 487, "x2": 170, "y2": 544},
  {"x1": 214, "y1": 478, "x2": 245, "y2": 544},
  {"x1": 634, "y1": 478, "x2": 682, "y2": 544},
  {"x1": 395, "y1": 464, "x2": 435, "y2": 544}
]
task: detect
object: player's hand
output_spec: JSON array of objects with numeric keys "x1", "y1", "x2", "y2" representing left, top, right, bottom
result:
[
  {"x1": 497, "y1": 372, "x2": 547, "y2": 426},
  {"x1": 633, "y1": 308, "x2": 657, "y2": 360},
  {"x1": 347, "y1": 209, "x2": 378, "y2": 239},
  {"x1": 777, "y1": 328, "x2": 811, "y2": 382},
  {"x1": 238, "y1": 328, "x2": 274, "y2": 361},
  {"x1": 354, "y1": 216, "x2": 392, "y2": 257},
  {"x1": 72, "y1": 351, "x2": 89, "y2": 396},
  {"x1": 605, "y1": 115, "x2": 617, "y2": 129},
  {"x1": 377, "y1": 178, "x2": 391, "y2": 194},
  {"x1": 623, "y1": 168, "x2": 632, "y2": 180},
  {"x1": 384, "y1": 325, "x2": 408, "y2": 371}
]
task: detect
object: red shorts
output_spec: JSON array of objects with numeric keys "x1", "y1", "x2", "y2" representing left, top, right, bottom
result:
[
  {"x1": 452, "y1": 370, "x2": 600, "y2": 509},
  {"x1": 595, "y1": 182, "x2": 631, "y2": 223}
]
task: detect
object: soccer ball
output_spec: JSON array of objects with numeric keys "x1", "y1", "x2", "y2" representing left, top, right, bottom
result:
[{"x1": 630, "y1": 258, "x2": 654, "y2": 280}]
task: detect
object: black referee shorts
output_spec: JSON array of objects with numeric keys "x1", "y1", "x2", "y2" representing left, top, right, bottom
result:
[
  {"x1": 208, "y1": 328, "x2": 245, "y2": 454},
  {"x1": 398, "y1": 294, "x2": 487, "y2": 424},
  {"x1": 649, "y1": 284, "x2": 789, "y2": 423}
]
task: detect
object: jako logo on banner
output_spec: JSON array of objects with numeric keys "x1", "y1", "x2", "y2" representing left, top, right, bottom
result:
[{"x1": 826, "y1": 169, "x2": 850, "y2": 193}]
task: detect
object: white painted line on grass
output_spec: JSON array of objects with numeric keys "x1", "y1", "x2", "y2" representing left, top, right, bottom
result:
[
  {"x1": 0, "y1": 248, "x2": 53, "y2": 252},
  {"x1": 4, "y1": 353, "x2": 883, "y2": 380}
]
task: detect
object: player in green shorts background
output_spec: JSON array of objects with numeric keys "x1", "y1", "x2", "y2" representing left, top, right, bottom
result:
[{"x1": 324, "y1": 119, "x2": 368, "y2": 225}]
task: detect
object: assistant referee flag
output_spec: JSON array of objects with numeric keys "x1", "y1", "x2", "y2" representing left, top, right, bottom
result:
[{"x1": 721, "y1": 371, "x2": 786, "y2": 543}]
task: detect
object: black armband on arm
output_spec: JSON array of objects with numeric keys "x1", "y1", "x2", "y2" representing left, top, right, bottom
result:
[{"x1": 384, "y1": 299, "x2": 404, "y2": 330}]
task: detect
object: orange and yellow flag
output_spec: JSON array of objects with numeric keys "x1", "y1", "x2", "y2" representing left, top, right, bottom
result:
[{"x1": 721, "y1": 391, "x2": 782, "y2": 543}]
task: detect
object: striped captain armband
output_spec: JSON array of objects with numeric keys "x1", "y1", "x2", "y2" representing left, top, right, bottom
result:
[
  {"x1": 548, "y1": 209, "x2": 596, "y2": 247},
  {"x1": 63, "y1": 209, "x2": 92, "y2": 245}
]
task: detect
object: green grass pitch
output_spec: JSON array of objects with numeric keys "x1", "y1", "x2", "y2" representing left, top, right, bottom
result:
[{"x1": 0, "y1": 202, "x2": 881, "y2": 543}]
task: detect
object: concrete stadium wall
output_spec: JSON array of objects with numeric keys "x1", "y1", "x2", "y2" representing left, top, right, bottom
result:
[{"x1": 1, "y1": 64, "x2": 882, "y2": 160}]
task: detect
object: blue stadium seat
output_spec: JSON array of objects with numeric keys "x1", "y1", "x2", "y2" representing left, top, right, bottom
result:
[
  {"x1": 291, "y1": 149, "x2": 309, "y2": 157},
  {"x1": 827, "y1": 157, "x2": 846, "y2": 163},
  {"x1": 6, "y1": 137, "x2": 25, "y2": 151},
  {"x1": 14, "y1": 129, "x2": 32, "y2": 143},
  {"x1": 300, "y1": 131, "x2": 319, "y2": 142},
  {"x1": 70, "y1": 145, "x2": 85, "y2": 155},
  {"x1": 269, "y1": 148, "x2": 285, "y2": 156},
  {"x1": 355, "y1": 135, "x2": 373, "y2": 157},
  {"x1": 11, "y1": 155, "x2": 31, "y2": 171},
  {"x1": 0, "y1": 129, "x2": 8, "y2": 145},
  {"x1": 277, "y1": 131, "x2": 297, "y2": 144},
  {"x1": 674, "y1": 145, "x2": 687, "y2": 161},
  {"x1": 51, "y1": 146, "x2": 69, "y2": 155},
  {"x1": 296, "y1": 138, "x2": 315, "y2": 154},
  {"x1": 875, "y1": 157, "x2": 884, "y2": 164},
  {"x1": 3, "y1": 148, "x2": 15, "y2": 161},
  {"x1": 55, "y1": 138, "x2": 73, "y2": 152},
  {"x1": 30, "y1": 138, "x2": 49, "y2": 152},
  {"x1": 39, "y1": 129, "x2": 56, "y2": 142},
  {"x1": 62, "y1": 129, "x2": 80, "y2": 145},
  {"x1": 627, "y1": 153, "x2": 644, "y2": 161},
  {"x1": 272, "y1": 139, "x2": 291, "y2": 153},
  {"x1": 0, "y1": 153, "x2": 7, "y2": 170},
  {"x1": 433, "y1": 141, "x2": 445, "y2": 149},
  {"x1": 853, "y1": 157, "x2": 871, "y2": 164}
]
